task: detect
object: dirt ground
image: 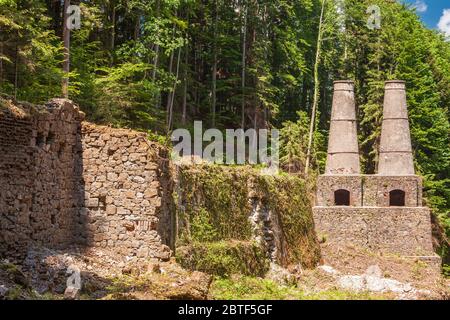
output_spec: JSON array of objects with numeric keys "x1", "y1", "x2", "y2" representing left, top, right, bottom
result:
[
  {"x1": 1, "y1": 245, "x2": 449, "y2": 300},
  {"x1": 299, "y1": 243, "x2": 450, "y2": 299}
]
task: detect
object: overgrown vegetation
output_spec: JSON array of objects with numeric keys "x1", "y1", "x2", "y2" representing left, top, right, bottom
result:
[
  {"x1": 176, "y1": 240, "x2": 269, "y2": 277},
  {"x1": 254, "y1": 173, "x2": 321, "y2": 267},
  {"x1": 177, "y1": 165, "x2": 254, "y2": 243},
  {"x1": 210, "y1": 275, "x2": 393, "y2": 300},
  {"x1": 176, "y1": 165, "x2": 321, "y2": 275}
]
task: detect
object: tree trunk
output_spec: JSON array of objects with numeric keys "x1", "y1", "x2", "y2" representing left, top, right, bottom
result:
[
  {"x1": 62, "y1": 0, "x2": 71, "y2": 99},
  {"x1": 182, "y1": 39, "x2": 188, "y2": 125},
  {"x1": 168, "y1": 47, "x2": 182, "y2": 132},
  {"x1": 0, "y1": 41, "x2": 3, "y2": 87},
  {"x1": 110, "y1": 1, "x2": 116, "y2": 53},
  {"x1": 14, "y1": 38, "x2": 18, "y2": 100},
  {"x1": 165, "y1": 49, "x2": 175, "y2": 121},
  {"x1": 152, "y1": 45, "x2": 160, "y2": 79},
  {"x1": 211, "y1": 0, "x2": 218, "y2": 127},
  {"x1": 241, "y1": 1, "x2": 248, "y2": 129},
  {"x1": 305, "y1": 0, "x2": 326, "y2": 175},
  {"x1": 134, "y1": 16, "x2": 140, "y2": 40}
]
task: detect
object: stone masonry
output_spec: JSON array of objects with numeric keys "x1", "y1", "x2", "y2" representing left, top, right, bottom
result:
[
  {"x1": 0, "y1": 99, "x2": 84, "y2": 260},
  {"x1": 313, "y1": 81, "x2": 439, "y2": 264},
  {"x1": 0, "y1": 98, "x2": 173, "y2": 262},
  {"x1": 79, "y1": 123, "x2": 173, "y2": 260}
]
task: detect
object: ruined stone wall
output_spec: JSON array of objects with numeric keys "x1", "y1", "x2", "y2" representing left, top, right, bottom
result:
[
  {"x1": 79, "y1": 123, "x2": 172, "y2": 260},
  {"x1": 0, "y1": 99, "x2": 84, "y2": 260},
  {"x1": 0, "y1": 98, "x2": 173, "y2": 262}
]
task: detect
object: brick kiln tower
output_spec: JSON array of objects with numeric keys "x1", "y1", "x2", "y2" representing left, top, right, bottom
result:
[
  {"x1": 325, "y1": 80, "x2": 360, "y2": 175},
  {"x1": 378, "y1": 80, "x2": 415, "y2": 175},
  {"x1": 313, "y1": 80, "x2": 439, "y2": 266}
]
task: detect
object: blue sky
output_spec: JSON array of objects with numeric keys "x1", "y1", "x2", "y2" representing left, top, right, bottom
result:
[{"x1": 401, "y1": 0, "x2": 450, "y2": 36}]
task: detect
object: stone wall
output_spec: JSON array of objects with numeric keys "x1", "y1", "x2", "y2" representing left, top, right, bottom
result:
[
  {"x1": 79, "y1": 123, "x2": 173, "y2": 260},
  {"x1": 316, "y1": 175, "x2": 422, "y2": 207},
  {"x1": 0, "y1": 99, "x2": 84, "y2": 260},
  {"x1": 0, "y1": 98, "x2": 173, "y2": 262},
  {"x1": 313, "y1": 207, "x2": 434, "y2": 256},
  {"x1": 314, "y1": 174, "x2": 434, "y2": 258},
  {"x1": 362, "y1": 175, "x2": 422, "y2": 207},
  {"x1": 316, "y1": 175, "x2": 362, "y2": 206}
]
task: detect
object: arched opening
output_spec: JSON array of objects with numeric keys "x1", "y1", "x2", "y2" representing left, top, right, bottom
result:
[
  {"x1": 334, "y1": 189, "x2": 350, "y2": 206},
  {"x1": 389, "y1": 189, "x2": 405, "y2": 206}
]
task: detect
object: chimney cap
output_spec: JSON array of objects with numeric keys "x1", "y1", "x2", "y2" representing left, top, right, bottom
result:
[
  {"x1": 333, "y1": 80, "x2": 354, "y2": 91},
  {"x1": 385, "y1": 80, "x2": 405, "y2": 83},
  {"x1": 333, "y1": 80, "x2": 354, "y2": 84},
  {"x1": 385, "y1": 80, "x2": 406, "y2": 90}
]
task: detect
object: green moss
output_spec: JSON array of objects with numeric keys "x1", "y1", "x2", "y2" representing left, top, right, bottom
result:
[
  {"x1": 443, "y1": 264, "x2": 450, "y2": 278},
  {"x1": 178, "y1": 165, "x2": 254, "y2": 242},
  {"x1": 176, "y1": 240, "x2": 270, "y2": 277},
  {"x1": 5, "y1": 285, "x2": 23, "y2": 300},
  {"x1": 0, "y1": 262, "x2": 20, "y2": 274},
  {"x1": 176, "y1": 164, "x2": 321, "y2": 270},
  {"x1": 190, "y1": 209, "x2": 219, "y2": 242},
  {"x1": 254, "y1": 174, "x2": 321, "y2": 268}
]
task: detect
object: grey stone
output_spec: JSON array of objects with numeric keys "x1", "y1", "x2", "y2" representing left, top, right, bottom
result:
[
  {"x1": 318, "y1": 265, "x2": 340, "y2": 276},
  {"x1": 338, "y1": 275, "x2": 365, "y2": 292},
  {"x1": 378, "y1": 81, "x2": 414, "y2": 175},
  {"x1": 64, "y1": 286, "x2": 80, "y2": 300},
  {"x1": 0, "y1": 285, "x2": 9, "y2": 298},
  {"x1": 365, "y1": 265, "x2": 382, "y2": 278}
]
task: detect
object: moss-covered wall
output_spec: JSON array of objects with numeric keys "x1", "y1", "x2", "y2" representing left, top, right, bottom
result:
[
  {"x1": 253, "y1": 174, "x2": 322, "y2": 268},
  {"x1": 175, "y1": 165, "x2": 321, "y2": 275},
  {"x1": 177, "y1": 165, "x2": 254, "y2": 243}
]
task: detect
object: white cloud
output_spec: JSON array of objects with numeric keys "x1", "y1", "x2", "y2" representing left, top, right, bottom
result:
[
  {"x1": 413, "y1": 0, "x2": 427, "y2": 13},
  {"x1": 438, "y1": 9, "x2": 450, "y2": 37}
]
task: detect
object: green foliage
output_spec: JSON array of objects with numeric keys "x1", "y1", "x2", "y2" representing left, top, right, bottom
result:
[
  {"x1": 0, "y1": 0, "x2": 63, "y2": 102},
  {"x1": 443, "y1": 265, "x2": 450, "y2": 278},
  {"x1": 190, "y1": 209, "x2": 219, "y2": 242},
  {"x1": 280, "y1": 110, "x2": 326, "y2": 174},
  {"x1": 210, "y1": 276, "x2": 391, "y2": 300},
  {"x1": 176, "y1": 240, "x2": 270, "y2": 277}
]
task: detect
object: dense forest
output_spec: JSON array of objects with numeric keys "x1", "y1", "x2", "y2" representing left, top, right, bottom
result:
[{"x1": 0, "y1": 0, "x2": 449, "y2": 256}]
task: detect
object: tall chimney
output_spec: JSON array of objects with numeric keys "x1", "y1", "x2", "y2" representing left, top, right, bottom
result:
[
  {"x1": 378, "y1": 80, "x2": 415, "y2": 175},
  {"x1": 325, "y1": 80, "x2": 360, "y2": 175}
]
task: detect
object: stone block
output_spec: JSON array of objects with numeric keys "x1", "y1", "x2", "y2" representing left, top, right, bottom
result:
[
  {"x1": 107, "y1": 172, "x2": 118, "y2": 182},
  {"x1": 105, "y1": 205, "x2": 117, "y2": 215},
  {"x1": 87, "y1": 198, "x2": 99, "y2": 208}
]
